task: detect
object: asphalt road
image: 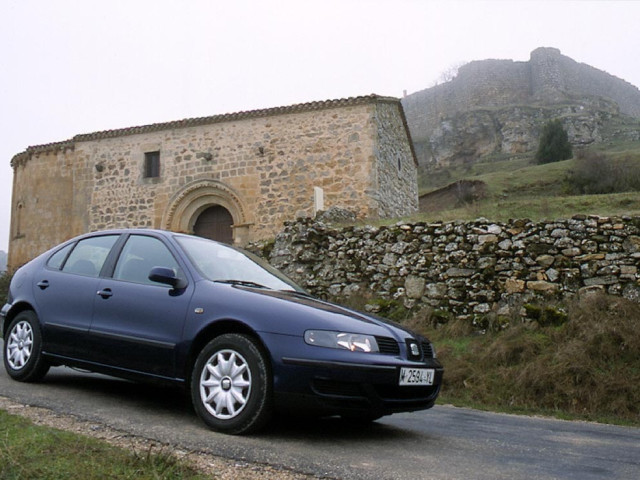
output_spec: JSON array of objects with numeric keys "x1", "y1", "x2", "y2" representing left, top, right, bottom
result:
[{"x1": 1, "y1": 361, "x2": 639, "y2": 480}]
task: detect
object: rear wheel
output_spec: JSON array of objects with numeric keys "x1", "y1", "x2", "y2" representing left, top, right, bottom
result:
[
  {"x1": 191, "y1": 333, "x2": 272, "y2": 434},
  {"x1": 4, "y1": 311, "x2": 50, "y2": 382}
]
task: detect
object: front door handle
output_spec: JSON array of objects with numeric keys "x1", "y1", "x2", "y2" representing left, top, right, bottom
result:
[
  {"x1": 37, "y1": 280, "x2": 50, "y2": 290},
  {"x1": 97, "y1": 288, "x2": 113, "y2": 299}
]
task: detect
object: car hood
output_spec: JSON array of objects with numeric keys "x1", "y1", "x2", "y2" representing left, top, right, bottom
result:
[{"x1": 209, "y1": 283, "x2": 421, "y2": 342}]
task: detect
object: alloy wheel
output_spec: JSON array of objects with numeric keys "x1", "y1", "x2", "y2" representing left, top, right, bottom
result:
[
  {"x1": 199, "y1": 349, "x2": 252, "y2": 420},
  {"x1": 6, "y1": 320, "x2": 34, "y2": 370}
]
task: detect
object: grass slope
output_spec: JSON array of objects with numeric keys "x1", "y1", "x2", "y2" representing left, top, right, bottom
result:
[{"x1": 416, "y1": 145, "x2": 640, "y2": 223}]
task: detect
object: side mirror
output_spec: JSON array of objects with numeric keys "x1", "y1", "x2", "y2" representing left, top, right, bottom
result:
[{"x1": 149, "y1": 267, "x2": 187, "y2": 289}]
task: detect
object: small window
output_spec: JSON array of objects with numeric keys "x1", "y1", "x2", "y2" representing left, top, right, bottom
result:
[
  {"x1": 47, "y1": 243, "x2": 74, "y2": 270},
  {"x1": 62, "y1": 235, "x2": 119, "y2": 277},
  {"x1": 144, "y1": 151, "x2": 160, "y2": 178},
  {"x1": 113, "y1": 235, "x2": 182, "y2": 286}
]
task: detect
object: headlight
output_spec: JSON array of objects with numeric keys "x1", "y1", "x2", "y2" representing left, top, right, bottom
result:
[{"x1": 304, "y1": 330, "x2": 379, "y2": 353}]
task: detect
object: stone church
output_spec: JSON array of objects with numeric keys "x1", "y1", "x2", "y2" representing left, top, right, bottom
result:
[{"x1": 8, "y1": 95, "x2": 418, "y2": 270}]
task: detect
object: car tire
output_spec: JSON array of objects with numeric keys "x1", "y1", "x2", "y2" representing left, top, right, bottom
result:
[
  {"x1": 191, "y1": 333, "x2": 273, "y2": 434},
  {"x1": 3, "y1": 311, "x2": 50, "y2": 382}
]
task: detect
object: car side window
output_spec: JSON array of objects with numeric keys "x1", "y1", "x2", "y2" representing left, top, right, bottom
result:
[
  {"x1": 113, "y1": 235, "x2": 182, "y2": 286},
  {"x1": 62, "y1": 235, "x2": 119, "y2": 277},
  {"x1": 47, "y1": 243, "x2": 74, "y2": 270}
]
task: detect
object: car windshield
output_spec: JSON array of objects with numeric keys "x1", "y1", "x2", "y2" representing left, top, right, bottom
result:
[{"x1": 175, "y1": 235, "x2": 305, "y2": 292}]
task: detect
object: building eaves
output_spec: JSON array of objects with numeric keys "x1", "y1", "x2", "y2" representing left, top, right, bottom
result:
[{"x1": 11, "y1": 94, "x2": 401, "y2": 168}]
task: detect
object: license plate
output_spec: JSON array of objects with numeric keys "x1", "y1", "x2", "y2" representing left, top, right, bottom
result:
[{"x1": 399, "y1": 368, "x2": 435, "y2": 386}]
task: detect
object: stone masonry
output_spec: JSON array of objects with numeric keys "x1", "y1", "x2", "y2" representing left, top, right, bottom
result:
[
  {"x1": 8, "y1": 95, "x2": 418, "y2": 270},
  {"x1": 260, "y1": 215, "x2": 640, "y2": 320}
]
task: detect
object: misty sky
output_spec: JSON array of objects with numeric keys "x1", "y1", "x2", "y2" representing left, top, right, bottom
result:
[{"x1": 2, "y1": 0, "x2": 639, "y2": 253}]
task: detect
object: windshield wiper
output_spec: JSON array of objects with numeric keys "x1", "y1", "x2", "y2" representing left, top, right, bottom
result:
[
  {"x1": 215, "y1": 279, "x2": 271, "y2": 289},
  {"x1": 278, "y1": 289, "x2": 313, "y2": 297}
]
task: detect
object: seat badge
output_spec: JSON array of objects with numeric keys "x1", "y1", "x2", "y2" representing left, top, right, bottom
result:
[
  {"x1": 194, "y1": 307, "x2": 204, "y2": 314},
  {"x1": 410, "y1": 342, "x2": 420, "y2": 357}
]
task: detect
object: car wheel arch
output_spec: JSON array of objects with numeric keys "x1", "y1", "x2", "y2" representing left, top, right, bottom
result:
[
  {"x1": 2, "y1": 302, "x2": 38, "y2": 338},
  {"x1": 184, "y1": 319, "x2": 272, "y2": 384}
]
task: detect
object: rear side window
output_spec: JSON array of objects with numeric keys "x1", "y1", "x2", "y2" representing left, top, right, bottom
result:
[
  {"x1": 47, "y1": 243, "x2": 74, "y2": 270},
  {"x1": 62, "y1": 235, "x2": 119, "y2": 277},
  {"x1": 113, "y1": 235, "x2": 182, "y2": 285}
]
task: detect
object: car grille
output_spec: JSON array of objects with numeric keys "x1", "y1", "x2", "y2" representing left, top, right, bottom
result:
[
  {"x1": 374, "y1": 384, "x2": 440, "y2": 401},
  {"x1": 313, "y1": 379, "x2": 364, "y2": 397},
  {"x1": 375, "y1": 336, "x2": 400, "y2": 355},
  {"x1": 421, "y1": 341, "x2": 434, "y2": 358}
]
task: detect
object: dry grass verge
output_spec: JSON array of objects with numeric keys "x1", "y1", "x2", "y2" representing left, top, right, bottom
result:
[{"x1": 419, "y1": 293, "x2": 640, "y2": 425}]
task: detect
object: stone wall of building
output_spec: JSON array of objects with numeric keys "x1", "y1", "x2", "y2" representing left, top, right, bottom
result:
[
  {"x1": 10, "y1": 145, "x2": 79, "y2": 267},
  {"x1": 8, "y1": 96, "x2": 418, "y2": 270},
  {"x1": 261, "y1": 215, "x2": 640, "y2": 320},
  {"x1": 373, "y1": 102, "x2": 419, "y2": 216}
]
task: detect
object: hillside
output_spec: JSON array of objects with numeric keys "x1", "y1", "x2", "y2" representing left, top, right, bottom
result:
[
  {"x1": 415, "y1": 142, "x2": 640, "y2": 223},
  {"x1": 402, "y1": 47, "x2": 640, "y2": 171}
]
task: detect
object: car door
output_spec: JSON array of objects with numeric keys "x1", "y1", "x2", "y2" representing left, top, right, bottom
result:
[
  {"x1": 87, "y1": 234, "x2": 192, "y2": 378},
  {"x1": 33, "y1": 234, "x2": 120, "y2": 358}
]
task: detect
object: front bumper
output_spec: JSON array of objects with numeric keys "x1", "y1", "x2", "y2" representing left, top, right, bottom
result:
[
  {"x1": 0, "y1": 303, "x2": 10, "y2": 334},
  {"x1": 276, "y1": 356, "x2": 444, "y2": 417}
]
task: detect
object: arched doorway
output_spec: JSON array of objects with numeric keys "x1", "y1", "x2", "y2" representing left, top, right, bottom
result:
[
  {"x1": 163, "y1": 179, "x2": 253, "y2": 245},
  {"x1": 193, "y1": 205, "x2": 233, "y2": 244}
]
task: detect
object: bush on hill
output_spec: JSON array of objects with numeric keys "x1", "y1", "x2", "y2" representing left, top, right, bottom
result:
[
  {"x1": 566, "y1": 150, "x2": 640, "y2": 194},
  {"x1": 535, "y1": 119, "x2": 573, "y2": 164}
]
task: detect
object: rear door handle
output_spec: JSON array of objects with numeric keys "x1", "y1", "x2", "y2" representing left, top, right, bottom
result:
[
  {"x1": 37, "y1": 280, "x2": 50, "y2": 290},
  {"x1": 97, "y1": 288, "x2": 113, "y2": 299}
]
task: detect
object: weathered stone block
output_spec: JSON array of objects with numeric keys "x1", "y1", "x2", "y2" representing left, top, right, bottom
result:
[
  {"x1": 478, "y1": 234, "x2": 499, "y2": 245},
  {"x1": 623, "y1": 236, "x2": 640, "y2": 253},
  {"x1": 446, "y1": 267, "x2": 475, "y2": 278},
  {"x1": 527, "y1": 280, "x2": 559, "y2": 293},
  {"x1": 583, "y1": 276, "x2": 619, "y2": 286},
  {"x1": 425, "y1": 283, "x2": 448, "y2": 299},
  {"x1": 505, "y1": 278, "x2": 526, "y2": 293},
  {"x1": 535, "y1": 254, "x2": 555, "y2": 267},
  {"x1": 404, "y1": 275, "x2": 426, "y2": 299}
]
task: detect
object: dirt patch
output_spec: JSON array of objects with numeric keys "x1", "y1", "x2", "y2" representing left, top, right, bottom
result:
[{"x1": 419, "y1": 180, "x2": 487, "y2": 212}]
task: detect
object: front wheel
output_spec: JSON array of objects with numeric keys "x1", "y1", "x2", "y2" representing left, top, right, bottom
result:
[
  {"x1": 191, "y1": 333, "x2": 272, "y2": 434},
  {"x1": 4, "y1": 311, "x2": 50, "y2": 382}
]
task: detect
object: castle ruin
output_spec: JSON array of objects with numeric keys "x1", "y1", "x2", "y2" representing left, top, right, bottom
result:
[{"x1": 402, "y1": 47, "x2": 640, "y2": 167}]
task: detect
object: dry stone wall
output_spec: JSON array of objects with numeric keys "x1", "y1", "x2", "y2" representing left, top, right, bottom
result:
[{"x1": 261, "y1": 215, "x2": 640, "y2": 320}]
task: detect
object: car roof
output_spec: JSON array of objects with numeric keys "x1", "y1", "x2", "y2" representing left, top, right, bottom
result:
[{"x1": 77, "y1": 228, "x2": 183, "y2": 240}]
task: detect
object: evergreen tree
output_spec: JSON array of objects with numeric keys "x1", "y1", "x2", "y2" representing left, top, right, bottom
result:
[{"x1": 535, "y1": 119, "x2": 573, "y2": 164}]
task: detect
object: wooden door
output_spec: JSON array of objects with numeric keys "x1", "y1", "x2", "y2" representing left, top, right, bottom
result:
[{"x1": 193, "y1": 206, "x2": 233, "y2": 244}]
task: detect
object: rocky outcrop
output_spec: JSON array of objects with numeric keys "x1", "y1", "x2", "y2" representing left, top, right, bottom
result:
[
  {"x1": 254, "y1": 215, "x2": 640, "y2": 321},
  {"x1": 402, "y1": 48, "x2": 640, "y2": 168}
]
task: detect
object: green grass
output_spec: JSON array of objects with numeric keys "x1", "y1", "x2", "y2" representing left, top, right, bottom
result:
[
  {"x1": 415, "y1": 143, "x2": 640, "y2": 223},
  {"x1": 412, "y1": 191, "x2": 640, "y2": 224},
  {"x1": 0, "y1": 410, "x2": 206, "y2": 480}
]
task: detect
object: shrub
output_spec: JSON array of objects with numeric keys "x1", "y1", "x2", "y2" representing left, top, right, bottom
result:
[
  {"x1": 566, "y1": 150, "x2": 640, "y2": 194},
  {"x1": 535, "y1": 119, "x2": 573, "y2": 164},
  {"x1": 0, "y1": 271, "x2": 11, "y2": 304}
]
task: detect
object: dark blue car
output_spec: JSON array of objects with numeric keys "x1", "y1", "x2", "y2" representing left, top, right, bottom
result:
[{"x1": 1, "y1": 229, "x2": 443, "y2": 434}]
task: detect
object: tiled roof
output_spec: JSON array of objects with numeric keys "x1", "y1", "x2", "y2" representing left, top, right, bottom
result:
[{"x1": 11, "y1": 94, "x2": 414, "y2": 166}]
